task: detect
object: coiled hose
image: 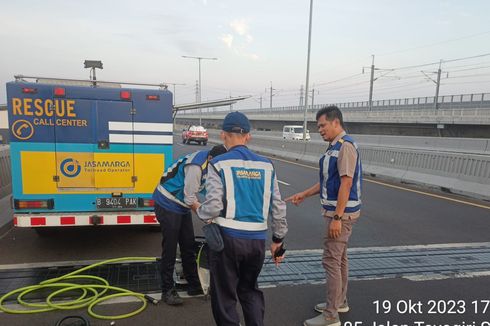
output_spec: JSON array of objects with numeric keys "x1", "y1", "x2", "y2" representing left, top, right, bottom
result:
[{"x1": 0, "y1": 257, "x2": 158, "y2": 320}]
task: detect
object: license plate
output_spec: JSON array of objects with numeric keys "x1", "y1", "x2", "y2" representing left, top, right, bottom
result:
[{"x1": 96, "y1": 197, "x2": 138, "y2": 209}]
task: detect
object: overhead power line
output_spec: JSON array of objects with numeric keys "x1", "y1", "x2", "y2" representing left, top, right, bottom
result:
[{"x1": 377, "y1": 30, "x2": 490, "y2": 56}]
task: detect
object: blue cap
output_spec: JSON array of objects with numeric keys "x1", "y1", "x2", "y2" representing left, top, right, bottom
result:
[{"x1": 222, "y1": 111, "x2": 251, "y2": 133}]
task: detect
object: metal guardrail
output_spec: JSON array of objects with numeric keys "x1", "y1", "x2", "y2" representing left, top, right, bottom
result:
[
  {"x1": 0, "y1": 145, "x2": 11, "y2": 199},
  {"x1": 179, "y1": 92, "x2": 490, "y2": 115}
]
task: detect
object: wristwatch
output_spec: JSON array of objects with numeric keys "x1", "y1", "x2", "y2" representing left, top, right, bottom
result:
[{"x1": 333, "y1": 214, "x2": 342, "y2": 221}]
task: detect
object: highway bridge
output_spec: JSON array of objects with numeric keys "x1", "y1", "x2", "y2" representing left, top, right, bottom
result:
[{"x1": 176, "y1": 92, "x2": 490, "y2": 137}]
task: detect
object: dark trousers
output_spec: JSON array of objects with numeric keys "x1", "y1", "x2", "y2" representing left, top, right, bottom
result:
[
  {"x1": 209, "y1": 233, "x2": 266, "y2": 326},
  {"x1": 155, "y1": 204, "x2": 200, "y2": 292}
]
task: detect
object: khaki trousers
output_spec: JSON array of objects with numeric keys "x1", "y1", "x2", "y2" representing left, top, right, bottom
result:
[{"x1": 322, "y1": 217, "x2": 357, "y2": 318}]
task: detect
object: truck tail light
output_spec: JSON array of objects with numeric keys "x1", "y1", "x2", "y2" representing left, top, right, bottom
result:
[
  {"x1": 120, "y1": 91, "x2": 132, "y2": 100},
  {"x1": 54, "y1": 87, "x2": 65, "y2": 97},
  {"x1": 138, "y1": 198, "x2": 155, "y2": 207},
  {"x1": 22, "y1": 88, "x2": 37, "y2": 94},
  {"x1": 146, "y1": 95, "x2": 160, "y2": 101},
  {"x1": 14, "y1": 199, "x2": 54, "y2": 210}
]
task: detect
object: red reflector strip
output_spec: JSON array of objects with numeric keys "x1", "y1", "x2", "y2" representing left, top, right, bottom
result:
[
  {"x1": 22, "y1": 88, "x2": 37, "y2": 94},
  {"x1": 146, "y1": 95, "x2": 160, "y2": 101},
  {"x1": 144, "y1": 215, "x2": 157, "y2": 223},
  {"x1": 31, "y1": 217, "x2": 46, "y2": 226},
  {"x1": 16, "y1": 200, "x2": 50, "y2": 209},
  {"x1": 117, "y1": 216, "x2": 131, "y2": 224},
  {"x1": 54, "y1": 87, "x2": 65, "y2": 97},
  {"x1": 60, "y1": 216, "x2": 75, "y2": 225},
  {"x1": 120, "y1": 91, "x2": 131, "y2": 100},
  {"x1": 13, "y1": 217, "x2": 18, "y2": 226}
]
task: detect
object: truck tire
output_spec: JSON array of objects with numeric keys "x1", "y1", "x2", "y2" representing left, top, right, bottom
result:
[{"x1": 203, "y1": 142, "x2": 207, "y2": 146}]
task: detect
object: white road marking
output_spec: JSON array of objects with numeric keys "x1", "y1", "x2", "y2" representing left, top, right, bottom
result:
[{"x1": 277, "y1": 180, "x2": 290, "y2": 186}]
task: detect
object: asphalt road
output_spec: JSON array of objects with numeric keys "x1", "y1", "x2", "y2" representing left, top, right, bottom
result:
[
  {"x1": 1, "y1": 141, "x2": 489, "y2": 265},
  {"x1": 1, "y1": 140, "x2": 489, "y2": 326}
]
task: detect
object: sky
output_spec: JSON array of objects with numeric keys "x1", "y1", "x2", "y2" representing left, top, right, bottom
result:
[{"x1": 1, "y1": 0, "x2": 490, "y2": 110}]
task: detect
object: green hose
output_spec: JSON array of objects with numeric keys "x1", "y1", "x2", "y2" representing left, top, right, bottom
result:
[{"x1": 0, "y1": 257, "x2": 157, "y2": 320}]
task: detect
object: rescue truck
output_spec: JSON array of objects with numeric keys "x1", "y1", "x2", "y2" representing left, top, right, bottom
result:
[{"x1": 6, "y1": 75, "x2": 174, "y2": 230}]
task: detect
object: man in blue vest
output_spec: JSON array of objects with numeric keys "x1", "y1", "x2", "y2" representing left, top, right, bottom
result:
[
  {"x1": 153, "y1": 144, "x2": 227, "y2": 305},
  {"x1": 198, "y1": 111, "x2": 288, "y2": 326},
  {"x1": 286, "y1": 106, "x2": 362, "y2": 326}
]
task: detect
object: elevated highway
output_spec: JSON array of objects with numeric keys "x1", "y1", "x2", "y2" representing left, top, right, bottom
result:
[{"x1": 176, "y1": 93, "x2": 490, "y2": 137}]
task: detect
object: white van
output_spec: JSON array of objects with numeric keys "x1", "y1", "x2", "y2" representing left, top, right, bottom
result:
[{"x1": 282, "y1": 125, "x2": 311, "y2": 140}]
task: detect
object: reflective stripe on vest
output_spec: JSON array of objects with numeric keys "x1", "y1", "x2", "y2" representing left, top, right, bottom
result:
[
  {"x1": 214, "y1": 217, "x2": 268, "y2": 231},
  {"x1": 156, "y1": 184, "x2": 190, "y2": 208},
  {"x1": 213, "y1": 159, "x2": 273, "y2": 223},
  {"x1": 320, "y1": 199, "x2": 361, "y2": 208}
]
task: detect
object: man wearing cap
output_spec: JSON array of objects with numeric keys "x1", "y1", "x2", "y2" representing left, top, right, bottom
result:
[
  {"x1": 153, "y1": 144, "x2": 227, "y2": 305},
  {"x1": 198, "y1": 111, "x2": 288, "y2": 326}
]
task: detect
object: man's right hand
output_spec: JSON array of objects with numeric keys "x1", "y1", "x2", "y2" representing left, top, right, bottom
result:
[
  {"x1": 190, "y1": 202, "x2": 201, "y2": 212},
  {"x1": 285, "y1": 192, "x2": 306, "y2": 206}
]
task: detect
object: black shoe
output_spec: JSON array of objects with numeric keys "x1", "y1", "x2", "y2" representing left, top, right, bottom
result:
[
  {"x1": 187, "y1": 285, "x2": 204, "y2": 296},
  {"x1": 163, "y1": 288, "x2": 183, "y2": 305}
]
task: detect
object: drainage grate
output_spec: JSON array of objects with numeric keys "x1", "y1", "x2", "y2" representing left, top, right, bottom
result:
[
  {"x1": 259, "y1": 243, "x2": 490, "y2": 286},
  {"x1": 1, "y1": 243, "x2": 490, "y2": 302}
]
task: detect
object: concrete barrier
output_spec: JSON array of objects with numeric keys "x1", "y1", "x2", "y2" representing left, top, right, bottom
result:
[
  {"x1": 0, "y1": 145, "x2": 11, "y2": 200},
  {"x1": 201, "y1": 129, "x2": 490, "y2": 201}
]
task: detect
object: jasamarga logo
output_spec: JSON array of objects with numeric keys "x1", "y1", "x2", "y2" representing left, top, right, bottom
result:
[
  {"x1": 60, "y1": 158, "x2": 81, "y2": 178},
  {"x1": 84, "y1": 160, "x2": 131, "y2": 173},
  {"x1": 235, "y1": 169, "x2": 262, "y2": 179},
  {"x1": 85, "y1": 161, "x2": 131, "y2": 168}
]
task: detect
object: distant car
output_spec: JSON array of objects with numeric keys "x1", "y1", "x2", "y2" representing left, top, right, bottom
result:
[
  {"x1": 283, "y1": 125, "x2": 311, "y2": 140},
  {"x1": 182, "y1": 125, "x2": 208, "y2": 145}
]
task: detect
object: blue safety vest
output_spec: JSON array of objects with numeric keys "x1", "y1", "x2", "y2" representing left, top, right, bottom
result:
[
  {"x1": 210, "y1": 145, "x2": 275, "y2": 240},
  {"x1": 319, "y1": 134, "x2": 362, "y2": 213},
  {"x1": 152, "y1": 150, "x2": 209, "y2": 214}
]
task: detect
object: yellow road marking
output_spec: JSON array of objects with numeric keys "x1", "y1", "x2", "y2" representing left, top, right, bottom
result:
[{"x1": 265, "y1": 154, "x2": 490, "y2": 211}]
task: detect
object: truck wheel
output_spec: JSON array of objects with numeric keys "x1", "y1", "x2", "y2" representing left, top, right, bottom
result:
[{"x1": 203, "y1": 142, "x2": 207, "y2": 146}]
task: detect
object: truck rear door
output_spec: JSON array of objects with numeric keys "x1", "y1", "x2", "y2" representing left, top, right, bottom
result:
[{"x1": 55, "y1": 99, "x2": 135, "y2": 189}]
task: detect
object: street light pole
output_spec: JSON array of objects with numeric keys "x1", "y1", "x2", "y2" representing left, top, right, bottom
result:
[
  {"x1": 182, "y1": 55, "x2": 218, "y2": 125},
  {"x1": 302, "y1": 0, "x2": 314, "y2": 141},
  {"x1": 165, "y1": 82, "x2": 186, "y2": 106}
]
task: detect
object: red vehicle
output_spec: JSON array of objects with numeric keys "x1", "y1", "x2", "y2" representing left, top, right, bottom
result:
[{"x1": 182, "y1": 125, "x2": 208, "y2": 145}]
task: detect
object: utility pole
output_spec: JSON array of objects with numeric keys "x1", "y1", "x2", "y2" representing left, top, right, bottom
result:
[
  {"x1": 182, "y1": 55, "x2": 218, "y2": 125},
  {"x1": 268, "y1": 82, "x2": 276, "y2": 109},
  {"x1": 363, "y1": 55, "x2": 394, "y2": 111},
  {"x1": 229, "y1": 91, "x2": 233, "y2": 112},
  {"x1": 434, "y1": 59, "x2": 443, "y2": 110},
  {"x1": 302, "y1": 0, "x2": 314, "y2": 141},
  {"x1": 299, "y1": 85, "x2": 304, "y2": 106},
  {"x1": 259, "y1": 95, "x2": 263, "y2": 109},
  {"x1": 165, "y1": 82, "x2": 186, "y2": 106},
  {"x1": 310, "y1": 87, "x2": 317, "y2": 107},
  {"x1": 368, "y1": 54, "x2": 375, "y2": 111},
  {"x1": 421, "y1": 59, "x2": 444, "y2": 110}
]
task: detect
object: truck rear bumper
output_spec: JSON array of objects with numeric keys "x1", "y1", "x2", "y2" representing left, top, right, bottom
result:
[{"x1": 14, "y1": 212, "x2": 158, "y2": 227}]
